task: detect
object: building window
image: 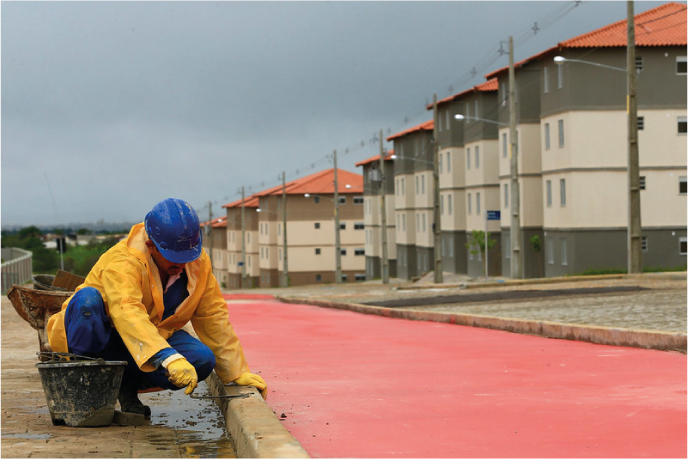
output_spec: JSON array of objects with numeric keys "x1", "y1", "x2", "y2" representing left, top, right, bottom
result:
[
  {"x1": 546, "y1": 180, "x2": 552, "y2": 207},
  {"x1": 680, "y1": 176, "x2": 687, "y2": 195},
  {"x1": 558, "y1": 119, "x2": 565, "y2": 147},
  {"x1": 635, "y1": 56, "x2": 643, "y2": 73},
  {"x1": 440, "y1": 194, "x2": 445, "y2": 215},
  {"x1": 474, "y1": 99, "x2": 479, "y2": 120},
  {"x1": 639, "y1": 176, "x2": 646, "y2": 190},
  {"x1": 505, "y1": 236, "x2": 510, "y2": 259},
  {"x1": 395, "y1": 178, "x2": 399, "y2": 196},
  {"x1": 637, "y1": 116, "x2": 644, "y2": 130},
  {"x1": 561, "y1": 238, "x2": 568, "y2": 266},
  {"x1": 315, "y1": 248, "x2": 321, "y2": 255},
  {"x1": 421, "y1": 175, "x2": 425, "y2": 194},
  {"x1": 402, "y1": 214, "x2": 406, "y2": 231},
  {"x1": 341, "y1": 274, "x2": 348, "y2": 282},
  {"x1": 547, "y1": 237, "x2": 554, "y2": 264},
  {"x1": 422, "y1": 213, "x2": 426, "y2": 232},
  {"x1": 446, "y1": 152, "x2": 451, "y2": 172},
  {"x1": 557, "y1": 64, "x2": 563, "y2": 89},
  {"x1": 677, "y1": 56, "x2": 687, "y2": 75},
  {"x1": 680, "y1": 237, "x2": 687, "y2": 255},
  {"x1": 502, "y1": 133, "x2": 508, "y2": 158},
  {"x1": 416, "y1": 214, "x2": 420, "y2": 231},
  {"x1": 315, "y1": 222, "x2": 321, "y2": 229},
  {"x1": 476, "y1": 192, "x2": 481, "y2": 215},
  {"x1": 355, "y1": 248, "x2": 365, "y2": 256},
  {"x1": 468, "y1": 193, "x2": 472, "y2": 215},
  {"x1": 355, "y1": 274, "x2": 366, "y2": 282},
  {"x1": 544, "y1": 123, "x2": 551, "y2": 150},
  {"x1": 353, "y1": 196, "x2": 364, "y2": 204},
  {"x1": 560, "y1": 179, "x2": 567, "y2": 206},
  {"x1": 340, "y1": 222, "x2": 346, "y2": 230},
  {"x1": 504, "y1": 184, "x2": 509, "y2": 208},
  {"x1": 475, "y1": 146, "x2": 480, "y2": 169},
  {"x1": 448, "y1": 194, "x2": 453, "y2": 215},
  {"x1": 279, "y1": 249, "x2": 282, "y2": 260},
  {"x1": 642, "y1": 236, "x2": 648, "y2": 251},
  {"x1": 439, "y1": 154, "x2": 443, "y2": 173},
  {"x1": 340, "y1": 248, "x2": 347, "y2": 256},
  {"x1": 354, "y1": 222, "x2": 365, "y2": 230},
  {"x1": 415, "y1": 176, "x2": 419, "y2": 194},
  {"x1": 314, "y1": 196, "x2": 320, "y2": 204},
  {"x1": 401, "y1": 177, "x2": 405, "y2": 195},
  {"x1": 316, "y1": 274, "x2": 322, "y2": 282},
  {"x1": 278, "y1": 224, "x2": 281, "y2": 236},
  {"x1": 467, "y1": 147, "x2": 471, "y2": 169},
  {"x1": 543, "y1": 66, "x2": 549, "y2": 93},
  {"x1": 339, "y1": 196, "x2": 347, "y2": 204},
  {"x1": 678, "y1": 117, "x2": 687, "y2": 134}
]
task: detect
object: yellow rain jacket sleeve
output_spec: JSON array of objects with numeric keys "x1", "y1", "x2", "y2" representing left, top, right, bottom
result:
[{"x1": 47, "y1": 223, "x2": 250, "y2": 383}]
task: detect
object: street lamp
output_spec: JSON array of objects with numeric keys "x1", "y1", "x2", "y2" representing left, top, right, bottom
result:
[{"x1": 553, "y1": 20, "x2": 641, "y2": 275}]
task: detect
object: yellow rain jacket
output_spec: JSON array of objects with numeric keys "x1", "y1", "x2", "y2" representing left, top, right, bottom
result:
[{"x1": 47, "y1": 223, "x2": 250, "y2": 384}]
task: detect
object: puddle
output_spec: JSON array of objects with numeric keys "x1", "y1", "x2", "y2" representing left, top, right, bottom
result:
[
  {"x1": 140, "y1": 381, "x2": 236, "y2": 458},
  {"x1": 1, "y1": 433, "x2": 52, "y2": 440}
]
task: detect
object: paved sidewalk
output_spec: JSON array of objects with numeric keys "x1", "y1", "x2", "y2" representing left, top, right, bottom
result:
[{"x1": 230, "y1": 295, "x2": 686, "y2": 458}]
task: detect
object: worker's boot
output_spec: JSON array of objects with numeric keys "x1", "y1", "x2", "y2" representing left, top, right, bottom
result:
[{"x1": 118, "y1": 375, "x2": 151, "y2": 419}]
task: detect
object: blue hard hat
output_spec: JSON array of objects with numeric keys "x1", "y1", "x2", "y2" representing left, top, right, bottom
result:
[{"x1": 144, "y1": 198, "x2": 203, "y2": 264}]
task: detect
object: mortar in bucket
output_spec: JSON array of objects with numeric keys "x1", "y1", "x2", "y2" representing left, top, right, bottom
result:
[{"x1": 36, "y1": 353, "x2": 127, "y2": 427}]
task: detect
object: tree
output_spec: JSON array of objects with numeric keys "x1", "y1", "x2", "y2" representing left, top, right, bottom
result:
[
  {"x1": 530, "y1": 235, "x2": 543, "y2": 278},
  {"x1": 465, "y1": 230, "x2": 497, "y2": 276}
]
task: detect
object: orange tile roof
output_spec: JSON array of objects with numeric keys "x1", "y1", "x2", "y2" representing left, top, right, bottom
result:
[
  {"x1": 485, "y1": 2, "x2": 687, "y2": 79},
  {"x1": 200, "y1": 216, "x2": 227, "y2": 228},
  {"x1": 234, "y1": 168, "x2": 364, "y2": 199},
  {"x1": 386, "y1": 120, "x2": 434, "y2": 141},
  {"x1": 431, "y1": 78, "x2": 499, "y2": 109},
  {"x1": 355, "y1": 150, "x2": 395, "y2": 167},
  {"x1": 223, "y1": 194, "x2": 259, "y2": 209}
]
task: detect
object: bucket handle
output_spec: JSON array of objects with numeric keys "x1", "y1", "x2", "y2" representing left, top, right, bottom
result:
[{"x1": 37, "y1": 352, "x2": 106, "y2": 364}]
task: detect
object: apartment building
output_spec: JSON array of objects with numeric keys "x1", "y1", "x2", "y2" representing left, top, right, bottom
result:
[
  {"x1": 355, "y1": 151, "x2": 397, "y2": 280},
  {"x1": 387, "y1": 120, "x2": 435, "y2": 280},
  {"x1": 486, "y1": 1, "x2": 687, "y2": 276},
  {"x1": 200, "y1": 216, "x2": 228, "y2": 287},
  {"x1": 250, "y1": 168, "x2": 366, "y2": 287},
  {"x1": 434, "y1": 79, "x2": 503, "y2": 277},
  {"x1": 223, "y1": 194, "x2": 260, "y2": 288}
]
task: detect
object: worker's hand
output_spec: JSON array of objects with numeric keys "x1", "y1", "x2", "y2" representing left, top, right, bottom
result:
[
  {"x1": 166, "y1": 359, "x2": 198, "y2": 395},
  {"x1": 233, "y1": 372, "x2": 268, "y2": 399}
]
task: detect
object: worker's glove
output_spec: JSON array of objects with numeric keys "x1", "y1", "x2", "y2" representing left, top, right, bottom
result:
[
  {"x1": 233, "y1": 372, "x2": 268, "y2": 399},
  {"x1": 165, "y1": 358, "x2": 198, "y2": 395}
]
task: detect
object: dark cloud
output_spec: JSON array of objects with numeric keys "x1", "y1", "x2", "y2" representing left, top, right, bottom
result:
[{"x1": 1, "y1": 1, "x2": 669, "y2": 226}]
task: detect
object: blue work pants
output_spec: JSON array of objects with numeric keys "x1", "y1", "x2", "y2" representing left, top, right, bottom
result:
[{"x1": 63, "y1": 287, "x2": 216, "y2": 390}]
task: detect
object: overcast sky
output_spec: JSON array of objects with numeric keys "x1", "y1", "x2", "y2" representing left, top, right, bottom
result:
[{"x1": 1, "y1": 0, "x2": 671, "y2": 228}]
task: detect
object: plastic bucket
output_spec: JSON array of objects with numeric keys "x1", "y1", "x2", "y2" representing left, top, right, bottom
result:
[{"x1": 36, "y1": 354, "x2": 127, "y2": 427}]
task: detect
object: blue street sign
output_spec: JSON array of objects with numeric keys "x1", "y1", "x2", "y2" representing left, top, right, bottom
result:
[{"x1": 486, "y1": 210, "x2": 501, "y2": 221}]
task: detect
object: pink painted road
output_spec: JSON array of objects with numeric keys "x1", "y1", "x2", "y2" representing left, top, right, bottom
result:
[{"x1": 224, "y1": 294, "x2": 686, "y2": 458}]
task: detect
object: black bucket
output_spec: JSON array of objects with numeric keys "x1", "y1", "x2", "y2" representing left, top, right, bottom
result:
[{"x1": 36, "y1": 353, "x2": 127, "y2": 427}]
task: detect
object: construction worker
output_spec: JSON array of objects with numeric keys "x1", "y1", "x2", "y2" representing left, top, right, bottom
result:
[{"x1": 46, "y1": 198, "x2": 266, "y2": 418}]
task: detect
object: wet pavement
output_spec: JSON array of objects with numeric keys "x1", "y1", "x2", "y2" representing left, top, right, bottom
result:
[{"x1": 1, "y1": 297, "x2": 236, "y2": 459}]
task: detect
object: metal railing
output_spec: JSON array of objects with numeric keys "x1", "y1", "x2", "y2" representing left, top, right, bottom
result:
[{"x1": 1, "y1": 248, "x2": 33, "y2": 294}]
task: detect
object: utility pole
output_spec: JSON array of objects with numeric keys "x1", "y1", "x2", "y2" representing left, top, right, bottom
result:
[
  {"x1": 282, "y1": 171, "x2": 289, "y2": 288},
  {"x1": 241, "y1": 186, "x2": 246, "y2": 289},
  {"x1": 433, "y1": 94, "x2": 443, "y2": 284},
  {"x1": 627, "y1": 0, "x2": 642, "y2": 274},
  {"x1": 333, "y1": 150, "x2": 342, "y2": 284},
  {"x1": 509, "y1": 36, "x2": 523, "y2": 279},
  {"x1": 379, "y1": 129, "x2": 389, "y2": 284}
]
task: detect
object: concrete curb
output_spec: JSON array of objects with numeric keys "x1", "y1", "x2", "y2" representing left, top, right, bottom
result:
[
  {"x1": 396, "y1": 273, "x2": 628, "y2": 290},
  {"x1": 205, "y1": 372, "x2": 310, "y2": 458},
  {"x1": 277, "y1": 297, "x2": 687, "y2": 354}
]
